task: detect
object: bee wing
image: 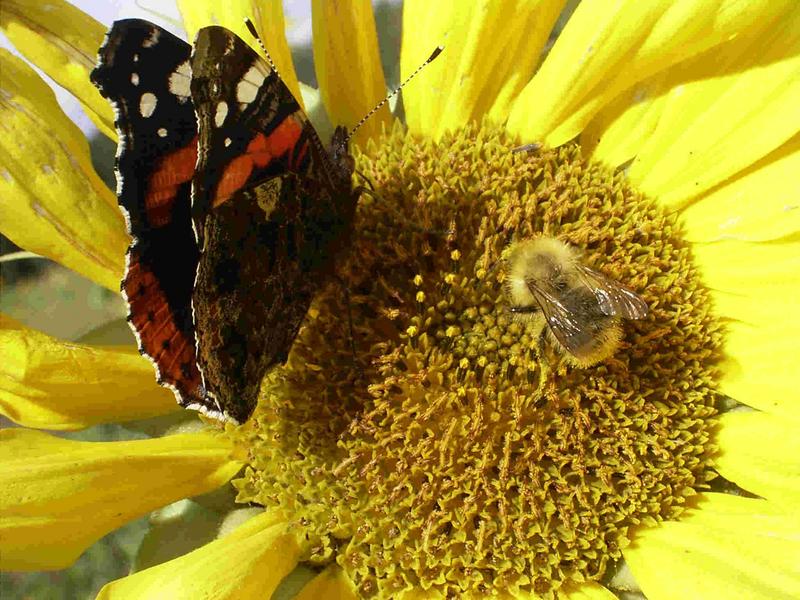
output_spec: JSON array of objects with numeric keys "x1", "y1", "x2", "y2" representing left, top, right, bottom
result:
[
  {"x1": 578, "y1": 266, "x2": 649, "y2": 319},
  {"x1": 526, "y1": 282, "x2": 595, "y2": 357}
]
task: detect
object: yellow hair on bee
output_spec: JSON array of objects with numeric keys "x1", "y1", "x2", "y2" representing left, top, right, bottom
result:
[{"x1": 502, "y1": 237, "x2": 579, "y2": 311}]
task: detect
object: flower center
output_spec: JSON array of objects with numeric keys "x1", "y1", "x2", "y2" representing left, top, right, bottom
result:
[{"x1": 231, "y1": 123, "x2": 723, "y2": 598}]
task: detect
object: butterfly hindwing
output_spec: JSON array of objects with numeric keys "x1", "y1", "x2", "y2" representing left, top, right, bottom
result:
[
  {"x1": 91, "y1": 20, "x2": 205, "y2": 408},
  {"x1": 188, "y1": 176, "x2": 317, "y2": 422}
]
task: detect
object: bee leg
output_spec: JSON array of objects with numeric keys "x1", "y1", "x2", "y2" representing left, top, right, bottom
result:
[
  {"x1": 511, "y1": 142, "x2": 541, "y2": 154},
  {"x1": 531, "y1": 340, "x2": 551, "y2": 408}
]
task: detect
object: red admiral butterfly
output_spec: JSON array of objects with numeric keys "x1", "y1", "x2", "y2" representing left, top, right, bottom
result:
[{"x1": 91, "y1": 20, "x2": 359, "y2": 423}]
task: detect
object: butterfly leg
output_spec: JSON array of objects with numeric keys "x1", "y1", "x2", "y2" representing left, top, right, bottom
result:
[
  {"x1": 354, "y1": 184, "x2": 452, "y2": 237},
  {"x1": 329, "y1": 273, "x2": 358, "y2": 368},
  {"x1": 342, "y1": 281, "x2": 358, "y2": 365}
]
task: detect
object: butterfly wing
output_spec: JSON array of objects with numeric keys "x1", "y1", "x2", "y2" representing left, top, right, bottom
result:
[
  {"x1": 91, "y1": 20, "x2": 204, "y2": 409},
  {"x1": 189, "y1": 25, "x2": 317, "y2": 232},
  {"x1": 188, "y1": 26, "x2": 359, "y2": 423}
]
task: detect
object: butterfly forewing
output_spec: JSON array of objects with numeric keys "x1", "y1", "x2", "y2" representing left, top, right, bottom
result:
[
  {"x1": 189, "y1": 26, "x2": 317, "y2": 229},
  {"x1": 188, "y1": 26, "x2": 361, "y2": 423}
]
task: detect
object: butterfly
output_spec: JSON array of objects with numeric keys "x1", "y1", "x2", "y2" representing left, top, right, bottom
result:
[{"x1": 91, "y1": 19, "x2": 360, "y2": 423}]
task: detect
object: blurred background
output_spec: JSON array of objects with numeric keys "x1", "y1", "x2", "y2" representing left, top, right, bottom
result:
[{"x1": 0, "y1": 1, "x2": 401, "y2": 597}]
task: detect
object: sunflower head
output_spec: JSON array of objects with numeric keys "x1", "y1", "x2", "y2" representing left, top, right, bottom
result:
[{"x1": 231, "y1": 122, "x2": 724, "y2": 597}]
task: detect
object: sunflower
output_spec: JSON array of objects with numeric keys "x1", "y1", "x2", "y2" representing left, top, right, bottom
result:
[{"x1": 2, "y1": 0, "x2": 799, "y2": 598}]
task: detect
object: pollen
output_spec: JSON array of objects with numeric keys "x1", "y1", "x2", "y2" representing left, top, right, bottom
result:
[{"x1": 231, "y1": 122, "x2": 723, "y2": 598}]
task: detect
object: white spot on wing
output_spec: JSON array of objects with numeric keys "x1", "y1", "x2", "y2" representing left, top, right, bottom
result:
[
  {"x1": 131, "y1": 73, "x2": 140, "y2": 86},
  {"x1": 140, "y1": 92, "x2": 157, "y2": 118},
  {"x1": 142, "y1": 29, "x2": 160, "y2": 48},
  {"x1": 157, "y1": 127, "x2": 168, "y2": 138},
  {"x1": 133, "y1": 53, "x2": 139, "y2": 62},
  {"x1": 236, "y1": 62, "x2": 270, "y2": 106},
  {"x1": 214, "y1": 101, "x2": 228, "y2": 127},
  {"x1": 168, "y1": 60, "x2": 192, "y2": 99},
  {"x1": 224, "y1": 137, "x2": 232, "y2": 147}
]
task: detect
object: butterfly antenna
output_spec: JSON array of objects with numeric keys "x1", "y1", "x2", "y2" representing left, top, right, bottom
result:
[
  {"x1": 244, "y1": 18, "x2": 281, "y2": 77},
  {"x1": 245, "y1": 18, "x2": 333, "y2": 160},
  {"x1": 345, "y1": 45, "x2": 443, "y2": 144}
]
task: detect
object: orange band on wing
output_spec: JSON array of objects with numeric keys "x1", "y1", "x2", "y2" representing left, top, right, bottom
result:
[
  {"x1": 144, "y1": 137, "x2": 198, "y2": 227},
  {"x1": 123, "y1": 254, "x2": 202, "y2": 396},
  {"x1": 212, "y1": 115, "x2": 304, "y2": 208}
]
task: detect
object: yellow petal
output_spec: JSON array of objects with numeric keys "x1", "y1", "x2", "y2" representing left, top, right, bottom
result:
[
  {"x1": 97, "y1": 511, "x2": 300, "y2": 599},
  {"x1": 295, "y1": 564, "x2": 358, "y2": 600},
  {"x1": 623, "y1": 493, "x2": 800, "y2": 600},
  {"x1": 485, "y1": 1, "x2": 566, "y2": 126},
  {"x1": 580, "y1": 73, "x2": 670, "y2": 168},
  {"x1": 312, "y1": 0, "x2": 390, "y2": 147},
  {"x1": 719, "y1": 321, "x2": 798, "y2": 421},
  {"x1": 177, "y1": 0, "x2": 303, "y2": 111},
  {"x1": 0, "y1": 428, "x2": 242, "y2": 571},
  {"x1": 0, "y1": 0, "x2": 116, "y2": 139},
  {"x1": 0, "y1": 314, "x2": 178, "y2": 431},
  {"x1": 692, "y1": 239, "x2": 799, "y2": 323},
  {"x1": 401, "y1": 0, "x2": 564, "y2": 140},
  {"x1": 507, "y1": 0, "x2": 796, "y2": 148},
  {"x1": 716, "y1": 411, "x2": 800, "y2": 510},
  {"x1": 400, "y1": 1, "x2": 461, "y2": 137},
  {"x1": 681, "y1": 133, "x2": 800, "y2": 242},
  {"x1": 628, "y1": 8, "x2": 800, "y2": 208},
  {"x1": 0, "y1": 51, "x2": 126, "y2": 291},
  {"x1": 690, "y1": 239, "x2": 798, "y2": 416},
  {"x1": 559, "y1": 581, "x2": 618, "y2": 599}
]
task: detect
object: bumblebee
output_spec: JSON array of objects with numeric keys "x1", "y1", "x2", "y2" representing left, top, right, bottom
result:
[{"x1": 503, "y1": 237, "x2": 649, "y2": 366}]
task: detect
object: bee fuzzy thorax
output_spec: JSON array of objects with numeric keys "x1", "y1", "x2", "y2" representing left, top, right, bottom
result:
[{"x1": 503, "y1": 237, "x2": 580, "y2": 309}]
